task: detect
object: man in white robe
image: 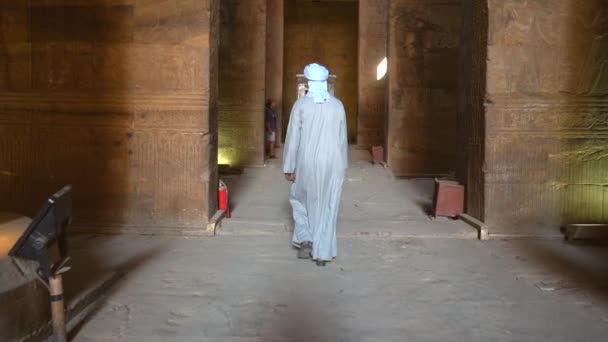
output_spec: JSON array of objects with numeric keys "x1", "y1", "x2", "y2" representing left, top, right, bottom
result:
[{"x1": 283, "y1": 63, "x2": 348, "y2": 267}]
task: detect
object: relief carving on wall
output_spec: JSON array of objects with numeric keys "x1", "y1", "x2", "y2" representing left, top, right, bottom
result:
[
  {"x1": 491, "y1": 0, "x2": 552, "y2": 93},
  {"x1": 576, "y1": 9, "x2": 608, "y2": 95}
]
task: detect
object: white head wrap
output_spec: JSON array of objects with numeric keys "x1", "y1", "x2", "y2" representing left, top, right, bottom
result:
[{"x1": 304, "y1": 63, "x2": 330, "y2": 103}]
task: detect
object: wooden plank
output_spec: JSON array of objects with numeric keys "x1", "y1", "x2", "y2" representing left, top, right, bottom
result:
[
  {"x1": 206, "y1": 210, "x2": 226, "y2": 236},
  {"x1": 562, "y1": 224, "x2": 608, "y2": 241},
  {"x1": 458, "y1": 213, "x2": 489, "y2": 240}
]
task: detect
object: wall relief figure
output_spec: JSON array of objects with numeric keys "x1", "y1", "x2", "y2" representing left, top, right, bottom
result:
[{"x1": 576, "y1": 10, "x2": 608, "y2": 95}]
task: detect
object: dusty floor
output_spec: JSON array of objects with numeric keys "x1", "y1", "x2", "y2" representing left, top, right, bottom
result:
[
  {"x1": 68, "y1": 149, "x2": 608, "y2": 341},
  {"x1": 220, "y1": 148, "x2": 475, "y2": 238}
]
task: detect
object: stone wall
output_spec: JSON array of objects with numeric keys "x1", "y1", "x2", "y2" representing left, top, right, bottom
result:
[
  {"x1": 358, "y1": 0, "x2": 388, "y2": 148},
  {"x1": 0, "y1": 0, "x2": 219, "y2": 233},
  {"x1": 484, "y1": 0, "x2": 608, "y2": 232},
  {"x1": 283, "y1": 0, "x2": 358, "y2": 142},
  {"x1": 387, "y1": 0, "x2": 463, "y2": 176},
  {"x1": 219, "y1": 0, "x2": 266, "y2": 166}
]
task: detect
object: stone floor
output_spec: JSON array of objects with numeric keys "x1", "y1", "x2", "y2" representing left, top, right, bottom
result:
[
  {"x1": 220, "y1": 148, "x2": 475, "y2": 238},
  {"x1": 68, "y1": 149, "x2": 608, "y2": 341}
]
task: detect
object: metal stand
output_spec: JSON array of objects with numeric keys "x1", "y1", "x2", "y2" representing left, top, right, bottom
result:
[
  {"x1": 7, "y1": 185, "x2": 73, "y2": 342},
  {"x1": 49, "y1": 274, "x2": 67, "y2": 342}
]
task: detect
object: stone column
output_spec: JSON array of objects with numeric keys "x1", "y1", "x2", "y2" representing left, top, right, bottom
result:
[
  {"x1": 265, "y1": 0, "x2": 284, "y2": 146},
  {"x1": 0, "y1": 0, "x2": 219, "y2": 233},
  {"x1": 483, "y1": 0, "x2": 608, "y2": 232},
  {"x1": 357, "y1": 0, "x2": 388, "y2": 149},
  {"x1": 387, "y1": 0, "x2": 463, "y2": 176},
  {"x1": 457, "y1": 0, "x2": 487, "y2": 221},
  {"x1": 219, "y1": 0, "x2": 267, "y2": 166}
]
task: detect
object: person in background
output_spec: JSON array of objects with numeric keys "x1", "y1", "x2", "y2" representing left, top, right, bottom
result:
[
  {"x1": 265, "y1": 99, "x2": 278, "y2": 159},
  {"x1": 283, "y1": 63, "x2": 348, "y2": 267}
]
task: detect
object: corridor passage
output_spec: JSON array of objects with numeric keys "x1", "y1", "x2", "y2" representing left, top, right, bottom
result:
[
  {"x1": 220, "y1": 148, "x2": 474, "y2": 238},
  {"x1": 66, "y1": 149, "x2": 608, "y2": 341}
]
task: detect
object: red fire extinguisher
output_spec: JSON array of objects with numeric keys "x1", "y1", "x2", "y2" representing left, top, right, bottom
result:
[{"x1": 218, "y1": 180, "x2": 230, "y2": 218}]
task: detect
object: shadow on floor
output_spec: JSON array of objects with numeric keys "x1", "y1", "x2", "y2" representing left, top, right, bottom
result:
[
  {"x1": 499, "y1": 238, "x2": 608, "y2": 305},
  {"x1": 64, "y1": 234, "x2": 171, "y2": 340}
]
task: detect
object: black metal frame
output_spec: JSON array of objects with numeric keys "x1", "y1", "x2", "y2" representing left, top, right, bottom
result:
[{"x1": 9, "y1": 185, "x2": 72, "y2": 281}]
